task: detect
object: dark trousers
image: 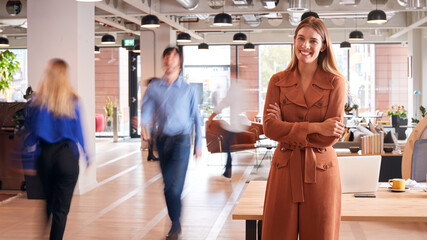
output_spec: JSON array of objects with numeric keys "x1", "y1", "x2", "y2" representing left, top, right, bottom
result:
[
  {"x1": 156, "y1": 134, "x2": 191, "y2": 224},
  {"x1": 148, "y1": 130, "x2": 157, "y2": 159},
  {"x1": 224, "y1": 131, "x2": 235, "y2": 170},
  {"x1": 36, "y1": 140, "x2": 79, "y2": 240}
]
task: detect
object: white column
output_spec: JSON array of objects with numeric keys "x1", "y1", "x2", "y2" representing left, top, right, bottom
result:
[
  {"x1": 140, "y1": 24, "x2": 175, "y2": 81},
  {"x1": 27, "y1": 0, "x2": 97, "y2": 194},
  {"x1": 408, "y1": 29, "x2": 422, "y2": 120}
]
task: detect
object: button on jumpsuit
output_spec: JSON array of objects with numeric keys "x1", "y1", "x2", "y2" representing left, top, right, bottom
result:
[{"x1": 262, "y1": 68, "x2": 346, "y2": 240}]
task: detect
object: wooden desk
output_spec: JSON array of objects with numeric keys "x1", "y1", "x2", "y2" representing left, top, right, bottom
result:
[{"x1": 232, "y1": 181, "x2": 427, "y2": 240}]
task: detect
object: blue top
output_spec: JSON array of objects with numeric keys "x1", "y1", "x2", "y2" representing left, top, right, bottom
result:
[
  {"x1": 23, "y1": 98, "x2": 89, "y2": 169},
  {"x1": 140, "y1": 73, "x2": 202, "y2": 149}
]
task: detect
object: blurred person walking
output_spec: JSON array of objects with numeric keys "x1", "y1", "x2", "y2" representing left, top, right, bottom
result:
[
  {"x1": 24, "y1": 59, "x2": 90, "y2": 240},
  {"x1": 140, "y1": 47, "x2": 202, "y2": 240},
  {"x1": 206, "y1": 78, "x2": 250, "y2": 180}
]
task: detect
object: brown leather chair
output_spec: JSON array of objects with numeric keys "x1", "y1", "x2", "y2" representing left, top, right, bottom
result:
[
  {"x1": 205, "y1": 120, "x2": 256, "y2": 154},
  {"x1": 248, "y1": 122, "x2": 264, "y2": 141}
]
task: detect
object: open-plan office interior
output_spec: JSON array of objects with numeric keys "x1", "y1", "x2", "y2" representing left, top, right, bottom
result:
[{"x1": 0, "y1": 0, "x2": 426, "y2": 239}]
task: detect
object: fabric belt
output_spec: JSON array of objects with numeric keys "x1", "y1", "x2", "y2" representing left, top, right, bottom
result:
[{"x1": 289, "y1": 147, "x2": 318, "y2": 203}]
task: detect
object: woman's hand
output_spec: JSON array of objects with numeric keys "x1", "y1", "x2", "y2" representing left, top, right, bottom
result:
[
  {"x1": 317, "y1": 117, "x2": 345, "y2": 137},
  {"x1": 266, "y1": 103, "x2": 281, "y2": 120}
]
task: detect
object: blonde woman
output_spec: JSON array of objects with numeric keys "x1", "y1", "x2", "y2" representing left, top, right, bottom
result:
[
  {"x1": 25, "y1": 59, "x2": 89, "y2": 240},
  {"x1": 262, "y1": 17, "x2": 346, "y2": 239}
]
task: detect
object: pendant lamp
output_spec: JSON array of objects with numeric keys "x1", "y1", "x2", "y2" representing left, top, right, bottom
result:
[
  {"x1": 101, "y1": 34, "x2": 115, "y2": 44},
  {"x1": 301, "y1": 11, "x2": 319, "y2": 21},
  {"x1": 94, "y1": 46, "x2": 100, "y2": 54},
  {"x1": 177, "y1": 32, "x2": 191, "y2": 43},
  {"x1": 233, "y1": 32, "x2": 247, "y2": 43},
  {"x1": 243, "y1": 42, "x2": 255, "y2": 51},
  {"x1": 367, "y1": 10, "x2": 387, "y2": 24},
  {"x1": 133, "y1": 44, "x2": 141, "y2": 53},
  {"x1": 213, "y1": 13, "x2": 233, "y2": 26},
  {"x1": 340, "y1": 41, "x2": 351, "y2": 49},
  {"x1": 141, "y1": 14, "x2": 160, "y2": 28},
  {"x1": 349, "y1": 30, "x2": 364, "y2": 40},
  {"x1": 0, "y1": 37, "x2": 10, "y2": 47},
  {"x1": 349, "y1": 15, "x2": 364, "y2": 41},
  {"x1": 198, "y1": 43, "x2": 209, "y2": 50}
]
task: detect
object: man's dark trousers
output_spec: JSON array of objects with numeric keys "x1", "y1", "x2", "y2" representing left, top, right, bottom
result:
[{"x1": 156, "y1": 134, "x2": 191, "y2": 224}]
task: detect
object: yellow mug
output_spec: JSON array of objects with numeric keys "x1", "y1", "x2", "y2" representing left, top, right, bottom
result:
[{"x1": 388, "y1": 178, "x2": 405, "y2": 190}]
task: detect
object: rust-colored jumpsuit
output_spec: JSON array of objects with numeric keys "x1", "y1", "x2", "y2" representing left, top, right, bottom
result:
[{"x1": 262, "y1": 68, "x2": 345, "y2": 240}]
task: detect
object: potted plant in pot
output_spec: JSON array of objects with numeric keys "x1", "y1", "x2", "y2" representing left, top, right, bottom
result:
[
  {"x1": 387, "y1": 105, "x2": 408, "y2": 140},
  {"x1": 105, "y1": 96, "x2": 117, "y2": 127},
  {"x1": 411, "y1": 105, "x2": 426, "y2": 124}
]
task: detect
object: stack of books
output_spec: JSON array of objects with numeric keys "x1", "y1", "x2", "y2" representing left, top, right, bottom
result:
[{"x1": 361, "y1": 133, "x2": 384, "y2": 155}]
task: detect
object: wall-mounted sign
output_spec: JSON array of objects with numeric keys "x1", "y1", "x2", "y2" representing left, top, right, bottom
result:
[{"x1": 122, "y1": 39, "x2": 135, "y2": 47}]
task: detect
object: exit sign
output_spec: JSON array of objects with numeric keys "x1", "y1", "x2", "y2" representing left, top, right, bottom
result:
[{"x1": 123, "y1": 39, "x2": 134, "y2": 47}]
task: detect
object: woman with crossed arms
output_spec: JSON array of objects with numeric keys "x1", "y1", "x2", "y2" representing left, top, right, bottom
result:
[{"x1": 262, "y1": 17, "x2": 346, "y2": 240}]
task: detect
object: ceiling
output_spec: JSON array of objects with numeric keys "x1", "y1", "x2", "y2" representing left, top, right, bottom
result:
[{"x1": 1, "y1": 0, "x2": 427, "y2": 46}]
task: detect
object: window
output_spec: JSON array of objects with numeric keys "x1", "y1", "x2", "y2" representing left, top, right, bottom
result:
[{"x1": 0, "y1": 49, "x2": 28, "y2": 102}]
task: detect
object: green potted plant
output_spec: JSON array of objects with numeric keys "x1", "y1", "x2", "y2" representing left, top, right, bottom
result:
[
  {"x1": 0, "y1": 50, "x2": 20, "y2": 93},
  {"x1": 105, "y1": 96, "x2": 117, "y2": 127},
  {"x1": 387, "y1": 105, "x2": 407, "y2": 127},
  {"x1": 411, "y1": 105, "x2": 426, "y2": 124}
]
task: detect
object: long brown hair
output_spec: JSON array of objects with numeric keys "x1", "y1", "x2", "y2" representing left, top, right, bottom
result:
[
  {"x1": 285, "y1": 16, "x2": 345, "y2": 80},
  {"x1": 35, "y1": 59, "x2": 78, "y2": 118}
]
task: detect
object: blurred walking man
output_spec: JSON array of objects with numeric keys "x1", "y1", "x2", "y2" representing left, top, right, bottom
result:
[{"x1": 140, "y1": 47, "x2": 202, "y2": 239}]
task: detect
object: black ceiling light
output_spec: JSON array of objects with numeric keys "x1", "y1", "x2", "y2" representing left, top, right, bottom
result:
[
  {"x1": 101, "y1": 34, "x2": 115, "y2": 44},
  {"x1": 141, "y1": 14, "x2": 160, "y2": 28},
  {"x1": 340, "y1": 41, "x2": 351, "y2": 49},
  {"x1": 349, "y1": 15, "x2": 364, "y2": 41},
  {"x1": 367, "y1": 10, "x2": 387, "y2": 24},
  {"x1": 213, "y1": 13, "x2": 233, "y2": 26},
  {"x1": 0, "y1": 37, "x2": 10, "y2": 47},
  {"x1": 349, "y1": 30, "x2": 364, "y2": 40},
  {"x1": 133, "y1": 44, "x2": 141, "y2": 53},
  {"x1": 368, "y1": 0, "x2": 387, "y2": 24},
  {"x1": 243, "y1": 42, "x2": 255, "y2": 51},
  {"x1": 177, "y1": 32, "x2": 191, "y2": 43},
  {"x1": 233, "y1": 32, "x2": 247, "y2": 43},
  {"x1": 198, "y1": 43, "x2": 209, "y2": 50},
  {"x1": 301, "y1": 11, "x2": 319, "y2": 21},
  {"x1": 6, "y1": 0, "x2": 22, "y2": 16},
  {"x1": 94, "y1": 46, "x2": 100, "y2": 54}
]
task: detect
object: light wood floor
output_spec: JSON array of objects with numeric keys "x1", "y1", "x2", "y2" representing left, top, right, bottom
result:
[{"x1": 0, "y1": 138, "x2": 426, "y2": 240}]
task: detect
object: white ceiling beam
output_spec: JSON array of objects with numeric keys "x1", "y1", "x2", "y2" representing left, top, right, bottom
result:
[
  {"x1": 95, "y1": 1, "x2": 141, "y2": 25},
  {"x1": 123, "y1": 0, "x2": 202, "y2": 40},
  {"x1": 389, "y1": 14, "x2": 427, "y2": 39},
  {"x1": 95, "y1": 17, "x2": 140, "y2": 36}
]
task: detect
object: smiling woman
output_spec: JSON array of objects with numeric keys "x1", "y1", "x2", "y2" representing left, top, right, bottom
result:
[{"x1": 262, "y1": 16, "x2": 346, "y2": 240}]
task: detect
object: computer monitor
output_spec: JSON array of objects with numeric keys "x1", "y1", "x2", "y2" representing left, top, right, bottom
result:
[{"x1": 338, "y1": 155, "x2": 382, "y2": 193}]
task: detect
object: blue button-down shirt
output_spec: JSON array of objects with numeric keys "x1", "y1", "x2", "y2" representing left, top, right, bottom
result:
[
  {"x1": 23, "y1": 99, "x2": 89, "y2": 169},
  {"x1": 140, "y1": 73, "x2": 202, "y2": 149}
]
